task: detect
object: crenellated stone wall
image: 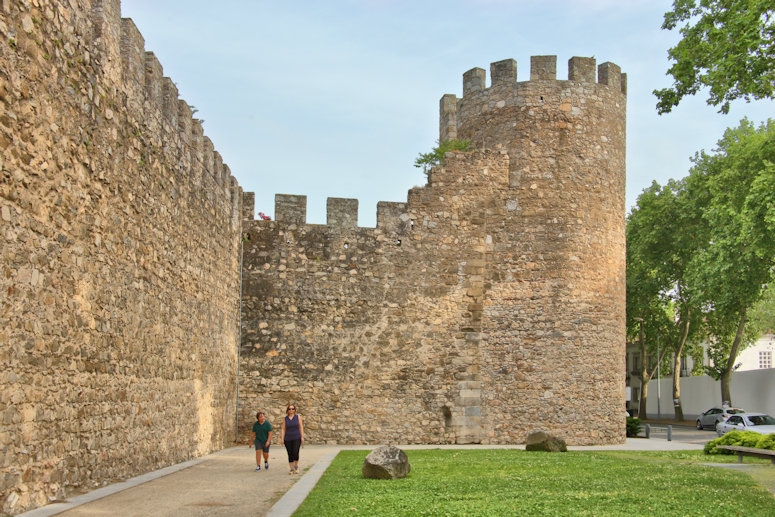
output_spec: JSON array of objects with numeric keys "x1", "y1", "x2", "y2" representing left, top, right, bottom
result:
[
  {"x1": 239, "y1": 56, "x2": 626, "y2": 448},
  {"x1": 1, "y1": 1, "x2": 242, "y2": 514},
  {"x1": 0, "y1": 0, "x2": 627, "y2": 512}
]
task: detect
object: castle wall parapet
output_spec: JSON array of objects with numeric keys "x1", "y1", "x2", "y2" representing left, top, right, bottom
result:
[
  {"x1": 89, "y1": 1, "x2": 241, "y2": 228},
  {"x1": 259, "y1": 193, "x2": 405, "y2": 232},
  {"x1": 443, "y1": 55, "x2": 627, "y2": 142}
]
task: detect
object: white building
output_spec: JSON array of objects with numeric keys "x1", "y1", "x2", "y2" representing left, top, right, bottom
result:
[{"x1": 736, "y1": 333, "x2": 774, "y2": 371}]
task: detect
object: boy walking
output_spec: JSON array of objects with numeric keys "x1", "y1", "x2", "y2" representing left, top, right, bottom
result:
[{"x1": 250, "y1": 411, "x2": 273, "y2": 471}]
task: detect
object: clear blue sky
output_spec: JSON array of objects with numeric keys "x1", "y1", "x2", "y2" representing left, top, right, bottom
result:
[{"x1": 121, "y1": 0, "x2": 775, "y2": 227}]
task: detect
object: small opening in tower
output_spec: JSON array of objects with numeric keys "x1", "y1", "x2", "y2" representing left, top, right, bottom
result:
[
  {"x1": 344, "y1": 242, "x2": 349, "y2": 249},
  {"x1": 396, "y1": 239, "x2": 402, "y2": 246},
  {"x1": 540, "y1": 96, "x2": 544, "y2": 103},
  {"x1": 442, "y1": 406, "x2": 452, "y2": 427}
]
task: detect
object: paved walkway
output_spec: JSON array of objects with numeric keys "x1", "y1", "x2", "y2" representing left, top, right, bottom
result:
[
  {"x1": 17, "y1": 435, "x2": 715, "y2": 517},
  {"x1": 18, "y1": 445, "x2": 339, "y2": 517}
]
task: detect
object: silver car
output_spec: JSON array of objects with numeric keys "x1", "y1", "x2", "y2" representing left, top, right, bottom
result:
[
  {"x1": 716, "y1": 413, "x2": 775, "y2": 436},
  {"x1": 695, "y1": 406, "x2": 745, "y2": 430}
]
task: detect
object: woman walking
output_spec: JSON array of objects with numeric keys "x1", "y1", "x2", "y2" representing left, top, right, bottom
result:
[{"x1": 281, "y1": 403, "x2": 304, "y2": 474}]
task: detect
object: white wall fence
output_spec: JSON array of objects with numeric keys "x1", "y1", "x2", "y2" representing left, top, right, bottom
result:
[{"x1": 645, "y1": 368, "x2": 775, "y2": 420}]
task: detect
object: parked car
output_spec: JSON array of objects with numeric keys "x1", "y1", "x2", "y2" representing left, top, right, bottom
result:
[
  {"x1": 695, "y1": 407, "x2": 746, "y2": 430},
  {"x1": 716, "y1": 413, "x2": 775, "y2": 436}
]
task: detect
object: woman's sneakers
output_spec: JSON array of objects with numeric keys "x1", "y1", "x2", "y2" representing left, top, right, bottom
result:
[{"x1": 255, "y1": 466, "x2": 261, "y2": 471}]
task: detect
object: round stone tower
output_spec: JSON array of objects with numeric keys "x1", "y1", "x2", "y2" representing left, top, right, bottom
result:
[{"x1": 439, "y1": 55, "x2": 627, "y2": 444}]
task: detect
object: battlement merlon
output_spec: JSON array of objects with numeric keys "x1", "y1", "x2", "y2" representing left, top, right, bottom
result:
[
  {"x1": 491, "y1": 59, "x2": 517, "y2": 86},
  {"x1": 531, "y1": 55, "x2": 557, "y2": 81},
  {"x1": 376, "y1": 202, "x2": 408, "y2": 234},
  {"x1": 274, "y1": 194, "x2": 307, "y2": 225},
  {"x1": 440, "y1": 94, "x2": 459, "y2": 142},
  {"x1": 327, "y1": 198, "x2": 358, "y2": 228},
  {"x1": 243, "y1": 192, "x2": 256, "y2": 221}
]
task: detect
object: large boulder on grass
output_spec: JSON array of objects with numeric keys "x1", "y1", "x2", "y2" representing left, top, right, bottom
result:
[
  {"x1": 525, "y1": 430, "x2": 567, "y2": 452},
  {"x1": 362, "y1": 445, "x2": 411, "y2": 479}
]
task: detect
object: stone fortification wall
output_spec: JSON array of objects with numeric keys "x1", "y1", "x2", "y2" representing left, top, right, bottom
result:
[
  {"x1": 1, "y1": 1, "x2": 242, "y2": 514},
  {"x1": 240, "y1": 151, "x2": 509, "y2": 446},
  {"x1": 444, "y1": 56, "x2": 627, "y2": 444},
  {"x1": 240, "y1": 55, "x2": 626, "y2": 448}
]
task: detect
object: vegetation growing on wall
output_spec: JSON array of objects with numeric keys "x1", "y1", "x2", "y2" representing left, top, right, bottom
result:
[{"x1": 414, "y1": 139, "x2": 472, "y2": 178}]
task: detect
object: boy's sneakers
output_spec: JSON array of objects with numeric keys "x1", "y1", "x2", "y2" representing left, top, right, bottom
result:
[
  {"x1": 265, "y1": 462, "x2": 269, "y2": 470},
  {"x1": 255, "y1": 466, "x2": 261, "y2": 471}
]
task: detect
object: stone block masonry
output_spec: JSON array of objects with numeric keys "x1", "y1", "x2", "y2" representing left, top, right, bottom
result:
[
  {"x1": 0, "y1": 0, "x2": 627, "y2": 511},
  {"x1": 239, "y1": 55, "x2": 626, "y2": 449},
  {"x1": 1, "y1": 0, "x2": 242, "y2": 514}
]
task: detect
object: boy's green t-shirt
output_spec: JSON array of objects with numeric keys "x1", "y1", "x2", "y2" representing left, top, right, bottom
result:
[{"x1": 252, "y1": 420, "x2": 272, "y2": 443}]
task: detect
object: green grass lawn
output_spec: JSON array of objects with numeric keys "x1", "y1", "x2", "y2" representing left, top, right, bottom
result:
[{"x1": 294, "y1": 449, "x2": 775, "y2": 517}]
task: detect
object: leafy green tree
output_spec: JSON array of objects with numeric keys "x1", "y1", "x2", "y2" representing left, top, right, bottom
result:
[
  {"x1": 414, "y1": 139, "x2": 472, "y2": 179},
  {"x1": 750, "y1": 286, "x2": 775, "y2": 333},
  {"x1": 655, "y1": 0, "x2": 775, "y2": 114},
  {"x1": 627, "y1": 183, "x2": 669, "y2": 420},
  {"x1": 626, "y1": 180, "x2": 704, "y2": 421},
  {"x1": 684, "y1": 118, "x2": 775, "y2": 404}
]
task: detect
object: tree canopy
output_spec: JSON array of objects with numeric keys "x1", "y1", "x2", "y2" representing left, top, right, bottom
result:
[
  {"x1": 750, "y1": 286, "x2": 775, "y2": 333},
  {"x1": 685, "y1": 119, "x2": 775, "y2": 402},
  {"x1": 627, "y1": 118, "x2": 775, "y2": 406},
  {"x1": 626, "y1": 180, "x2": 705, "y2": 419},
  {"x1": 655, "y1": 0, "x2": 775, "y2": 114}
]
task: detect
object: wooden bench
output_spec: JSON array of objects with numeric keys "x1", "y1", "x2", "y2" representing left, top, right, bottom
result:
[{"x1": 717, "y1": 445, "x2": 775, "y2": 464}]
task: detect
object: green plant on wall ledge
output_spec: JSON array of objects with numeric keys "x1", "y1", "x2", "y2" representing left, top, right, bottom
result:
[{"x1": 414, "y1": 138, "x2": 472, "y2": 179}]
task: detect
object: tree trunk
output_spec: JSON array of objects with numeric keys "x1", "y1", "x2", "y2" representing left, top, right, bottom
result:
[
  {"x1": 638, "y1": 375, "x2": 650, "y2": 420},
  {"x1": 672, "y1": 354, "x2": 684, "y2": 421},
  {"x1": 640, "y1": 341, "x2": 670, "y2": 420},
  {"x1": 672, "y1": 317, "x2": 691, "y2": 422},
  {"x1": 636, "y1": 320, "x2": 651, "y2": 419},
  {"x1": 720, "y1": 308, "x2": 748, "y2": 406},
  {"x1": 720, "y1": 367, "x2": 732, "y2": 407},
  {"x1": 637, "y1": 345, "x2": 671, "y2": 420}
]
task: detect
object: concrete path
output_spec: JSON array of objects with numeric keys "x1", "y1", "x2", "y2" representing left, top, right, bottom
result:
[
  {"x1": 18, "y1": 445, "x2": 339, "y2": 517},
  {"x1": 18, "y1": 432, "x2": 712, "y2": 517}
]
